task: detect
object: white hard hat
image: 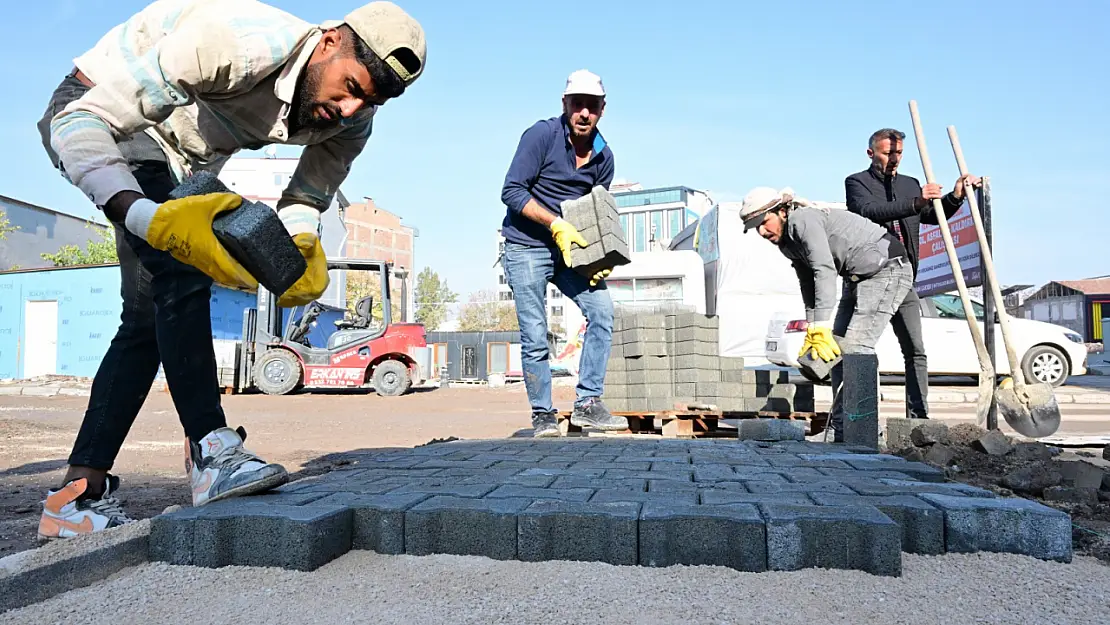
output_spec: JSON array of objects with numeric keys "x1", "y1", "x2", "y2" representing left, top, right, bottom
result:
[
  {"x1": 563, "y1": 69, "x2": 605, "y2": 97},
  {"x1": 739, "y1": 186, "x2": 795, "y2": 232}
]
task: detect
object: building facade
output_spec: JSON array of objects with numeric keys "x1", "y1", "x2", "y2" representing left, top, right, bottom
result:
[
  {"x1": 493, "y1": 229, "x2": 569, "y2": 336},
  {"x1": 1020, "y1": 278, "x2": 1110, "y2": 344},
  {"x1": 611, "y1": 183, "x2": 714, "y2": 253},
  {"x1": 0, "y1": 195, "x2": 110, "y2": 272}
]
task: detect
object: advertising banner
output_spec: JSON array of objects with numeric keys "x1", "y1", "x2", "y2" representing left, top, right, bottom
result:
[{"x1": 915, "y1": 198, "x2": 983, "y2": 297}]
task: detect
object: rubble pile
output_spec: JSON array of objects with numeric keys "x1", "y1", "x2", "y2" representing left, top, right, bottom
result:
[{"x1": 885, "y1": 419, "x2": 1110, "y2": 562}]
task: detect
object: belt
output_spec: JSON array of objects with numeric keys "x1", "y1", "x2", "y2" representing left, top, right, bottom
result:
[{"x1": 70, "y1": 67, "x2": 96, "y2": 88}]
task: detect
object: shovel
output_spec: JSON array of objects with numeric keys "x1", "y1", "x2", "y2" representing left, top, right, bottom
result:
[
  {"x1": 946, "y1": 126, "x2": 1061, "y2": 438},
  {"x1": 908, "y1": 101, "x2": 995, "y2": 428}
]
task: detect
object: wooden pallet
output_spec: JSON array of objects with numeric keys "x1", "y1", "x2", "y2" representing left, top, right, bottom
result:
[{"x1": 557, "y1": 409, "x2": 829, "y2": 439}]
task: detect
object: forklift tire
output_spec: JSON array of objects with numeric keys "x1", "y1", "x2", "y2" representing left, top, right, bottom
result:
[
  {"x1": 252, "y1": 349, "x2": 303, "y2": 396},
  {"x1": 372, "y1": 360, "x2": 411, "y2": 397}
]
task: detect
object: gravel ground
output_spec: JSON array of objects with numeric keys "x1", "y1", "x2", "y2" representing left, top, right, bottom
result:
[{"x1": 3, "y1": 550, "x2": 1108, "y2": 625}]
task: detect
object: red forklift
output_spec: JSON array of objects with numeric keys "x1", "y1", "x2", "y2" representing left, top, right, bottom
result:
[{"x1": 233, "y1": 258, "x2": 432, "y2": 396}]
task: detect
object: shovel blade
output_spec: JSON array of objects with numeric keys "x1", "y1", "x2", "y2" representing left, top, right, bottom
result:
[{"x1": 997, "y1": 383, "x2": 1062, "y2": 438}]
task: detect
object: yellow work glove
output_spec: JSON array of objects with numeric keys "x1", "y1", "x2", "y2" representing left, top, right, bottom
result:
[
  {"x1": 124, "y1": 193, "x2": 258, "y2": 290},
  {"x1": 277, "y1": 233, "x2": 330, "y2": 307},
  {"x1": 799, "y1": 322, "x2": 842, "y2": 362},
  {"x1": 590, "y1": 267, "x2": 611, "y2": 287},
  {"x1": 550, "y1": 218, "x2": 588, "y2": 267}
]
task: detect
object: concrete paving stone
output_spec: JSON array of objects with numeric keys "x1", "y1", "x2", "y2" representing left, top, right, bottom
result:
[
  {"x1": 760, "y1": 503, "x2": 902, "y2": 576},
  {"x1": 808, "y1": 493, "x2": 944, "y2": 555},
  {"x1": 639, "y1": 502, "x2": 766, "y2": 571},
  {"x1": 151, "y1": 504, "x2": 352, "y2": 571},
  {"x1": 549, "y1": 477, "x2": 647, "y2": 491},
  {"x1": 414, "y1": 459, "x2": 498, "y2": 470},
  {"x1": 700, "y1": 490, "x2": 814, "y2": 505},
  {"x1": 626, "y1": 383, "x2": 677, "y2": 399},
  {"x1": 858, "y1": 478, "x2": 997, "y2": 498},
  {"x1": 1052, "y1": 459, "x2": 1106, "y2": 489},
  {"x1": 288, "y1": 479, "x2": 406, "y2": 495},
  {"x1": 488, "y1": 474, "x2": 558, "y2": 488},
  {"x1": 519, "y1": 467, "x2": 606, "y2": 478},
  {"x1": 670, "y1": 341, "x2": 719, "y2": 357},
  {"x1": 883, "y1": 418, "x2": 931, "y2": 451},
  {"x1": 918, "y1": 494, "x2": 1073, "y2": 562},
  {"x1": 673, "y1": 327, "x2": 718, "y2": 343},
  {"x1": 602, "y1": 383, "x2": 628, "y2": 398},
  {"x1": 816, "y1": 468, "x2": 917, "y2": 481},
  {"x1": 738, "y1": 419, "x2": 807, "y2": 442},
  {"x1": 798, "y1": 454, "x2": 946, "y2": 482},
  {"x1": 486, "y1": 486, "x2": 595, "y2": 502},
  {"x1": 518, "y1": 500, "x2": 641, "y2": 566},
  {"x1": 841, "y1": 354, "x2": 880, "y2": 448},
  {"x1": 625, "y1": 369, "x2": 672, "y2": 385},
  {"x1": 435, "y1": 467, "x2": 523, "y2": 481},
  {"x1": 765, "y1": 455, "x2": 852, "y2": 469},
  {"x1": 691, "y1": 464, "x2": 745, "y2": 483},
  {"x1": 720, "y1": 356, "x2": 745, "y2": 370},
  {"x1": 565, "y1": 461, "x2": 653, "y2": 471},
  {"x1": 617, "y1": 328, "x2": 667, "y2": 344},
  {"x1": 746, "y1": 481, "x2": 855, "y2": 495},
  {"x1": 625, "y1": 355, "x2": 670, "y2": 370},
  {"x1": 590, "y1": 489, "x2": 699, "y2": 506},
  {"x1": 228, "y1": 492, "x2": 331, "y2": 506},
  {"x1": 672, "y1": 354, "x2": 720, "y2": 370},
  {"x1": 490, "y1": 460, "x2": 575, "y2": 471},
  {"x1": 647, "y1": 480, "x2": 702, "y2": 493},
  {"x1": 388, "y1": 482, "x2": 499, "y2": 498},
  {"x1": 607, "y1": 354, "x2": 628, "y2": 370},
  {"x1": 606, "y1": 469, "x2": 693, "y2": 482},
  {"x1": 671, "y1": 312, "x2": 719, "y2": 329},
  {"x1": 739, "y1": 467, "x2": 826, "y2": 482},
  {"x1": 309, "y1": 492, "x2": 431, "y2": 554},
  {"x1": 405, "y1": 496, "x2": 532, "y2": 560}
]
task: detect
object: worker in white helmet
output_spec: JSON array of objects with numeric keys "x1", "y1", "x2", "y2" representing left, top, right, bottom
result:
[{"x1": 738, "y1": 187, "x2": 915, "y2": 442}]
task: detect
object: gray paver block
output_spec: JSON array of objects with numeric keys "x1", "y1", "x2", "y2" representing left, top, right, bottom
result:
[
  {"x1": 518, "y1": 500, "x2": 640, "y2": 566},
  {"x1": 746, "y1": 481, "x2": 855, "y2": 494},
  {"x1": 738, "y1": 419, "x2": 806, "y2": 441},
  {"x1": 151, "y1": 504, "x2": 352, "y2": 571},
  {"x1": 884, "y1": 418, "x2": 931, "y2": 451},
  {"x1": 486, "y1": 486, "x2": 594, "y2": 502},
  {"x1": 700, "y1": 490, "x2": 814, "y2": 506},
  {"x1": 673, "y1": 369, "x2": 721, "y2": 384},
  {"x1": 639, "y1": 502, "x2": 766, "y2": 571},
  {"x1": 809, "y1": 493, "x2": 944, "y2": 555},
  {"x1": 311, "y1": 492, "x2": 431, "y2": 554},
  {"x1": 918, "y1": 494, "x2": 1073, "y2": 562},
  {"x1": 863, "y1": 478, "x2": 997, "y2": 498},
  {"x1": 405, "y1": 496, "x2": 532, "y2": 560},
  {"x1": 761, "y1": 503, "x2": 902, "y2": 577},
  {"x1": 841, "y1": 354, "x2": 880, "y2": 448},
  {"x1": 590, "y1": 489, "x2": 698, "y2": 505},
  {"x1": 550, "y1": 477, "x2": 647, "y2": 491}
]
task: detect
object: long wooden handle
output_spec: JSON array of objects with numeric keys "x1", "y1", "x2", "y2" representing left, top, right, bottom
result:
[
  {"x1": 908, "y1": 101, "x2": 993, "y2": 382},
  {"x1": 947, "y1": 126, "x2": 1026, "y2": 386}
]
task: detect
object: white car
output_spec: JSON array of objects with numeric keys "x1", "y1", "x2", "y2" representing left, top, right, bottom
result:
[{"x1": 765, "y1": 293, "x2": 1088, "y2": 387}]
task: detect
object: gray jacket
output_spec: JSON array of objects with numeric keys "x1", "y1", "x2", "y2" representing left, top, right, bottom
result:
[{"x1": 778, "y1": 207, "x2": 907, "y2": 322}]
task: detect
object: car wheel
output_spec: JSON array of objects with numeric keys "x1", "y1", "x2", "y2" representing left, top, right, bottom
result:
[
  {"x1": 373, "y1": 360, "x2": 412, "y2": 397},
  {"x1": 1021, "y1": 345, "x2": 1070, "y2": 388},
  {"x1": 252, "y1": 349, "x2": 302, "y2": 395}
]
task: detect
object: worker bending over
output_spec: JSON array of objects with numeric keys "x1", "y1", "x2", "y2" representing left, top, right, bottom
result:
[
  {"x1": 35, "y1": 0, "x2": 426, "y2": 539},
  {"x1": 739, "y1": 187, "x2": 915, "y2": 442}
]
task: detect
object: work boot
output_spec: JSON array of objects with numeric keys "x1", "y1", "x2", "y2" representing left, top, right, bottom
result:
[
  {"x1": 37, "y1": 475, "x2": 134, "y2": 541},
  {"x1": 531, "y1": 411, "x2": 561, "y2": 438},
  {"x1": 187, "y1": 426, "x2": 288, "y2": 506},
  {"x1": 570, "y1": 397, "x2": 628, "y2": 431}
]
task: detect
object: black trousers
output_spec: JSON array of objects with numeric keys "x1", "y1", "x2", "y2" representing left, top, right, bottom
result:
[{"x1": 38, "y1": 73, "x2": 228, "y2": 470}]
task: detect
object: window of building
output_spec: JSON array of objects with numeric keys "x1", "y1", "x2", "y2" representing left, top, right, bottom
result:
[
  {"x1": 619, "y1": 214, "x2": 630, "y2": 239},
  {"x1": 551, "y1": 306, "x2": 564, "y2": 317},
  {"x1": 499, "y1": 291, "x2": 514, "y2": 301},
  {"x1": 615, "y1": 189, "x2": 686, "y2": 208},
  {"x1": 633, "y1": 212, "x2": 647, "y2": 253},
  {"x1": 550, "y1": 289, "x2": 562, "y2": 300},
  {"x1": 498, "y1": 273, "x2": 507, "y2": 285},
  {"x1": 606, "y1": 277, "x2": 683, "y2": 304},
  {"x1": 650, "y1": 211, "x2": 665, "y2": 245},
  {"x1": 668, "y1": 209, "x2": 683, "y2": 239},
  {"x1": 607, "y1": 279, "x2": 634, "y2": 302},
  {"x1": 488, "y1": 342, "x2": 510, "y2": 374}
]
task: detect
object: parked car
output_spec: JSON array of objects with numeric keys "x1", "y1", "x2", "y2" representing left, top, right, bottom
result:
[{"x1": 765, "y1": 293, "x2": 1088, "y2": 387}]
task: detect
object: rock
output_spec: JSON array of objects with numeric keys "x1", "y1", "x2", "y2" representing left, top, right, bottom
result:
[
  {"x1": 884, "y1": 418, "x2": 929, "y2": 452},
  {"x1": 910, "y1": 422, "x2": 950, "y2": 447},
  {"x1": 1100, "y1": 491, "x2": 1110, "y2": 503},
  {"x1": 973, "y1": 430, "x2": 1013, "y2": 456},
  {"x1": 163, "y1": 505, "x2": 183, "y2": 515},
  {"x1": 900, "y1": 448, "x2": 926, "y2": 464},
  {"x1": 1012, "y1": 442, "x2": 1060, "y2": 462},
  {"x1": 948, "y1": 423, "x2": 988, "y2": 448},
  {"x1": 1042, "y1": 486, "x2": 1100, "y2": 505},
  {"x1": 924, "y1": 444, "x2": 957, "y2": 467},
  {"x1": 1000, "y1": 464, "x2": 1063, "y2": 496},
  {"x1": 1052, "y1": 460, "x2": 1106, "y2": 489}
]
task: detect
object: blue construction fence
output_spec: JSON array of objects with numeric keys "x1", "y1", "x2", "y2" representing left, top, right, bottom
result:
[{"x1": 0, "y1": 264, "x2": 342, "y2": 380}]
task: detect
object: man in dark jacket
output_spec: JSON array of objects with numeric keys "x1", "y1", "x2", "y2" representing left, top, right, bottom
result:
[{"x1": 845, "y1": 128, "x2": 979, "y2": 419}]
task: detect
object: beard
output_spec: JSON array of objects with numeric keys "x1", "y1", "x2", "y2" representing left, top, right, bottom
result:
[{"x1": 289, "y1": 62, "x2": 339, "y2": 135}]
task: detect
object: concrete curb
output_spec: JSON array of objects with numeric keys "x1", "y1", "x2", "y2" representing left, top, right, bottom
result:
[
  {"x1": 880, "y1": 390, "x2": 1110, "y2": 405},
  {"x1": 0, "y1": 385, "x2": 91, "y2": 397},
  {"x1": 0, "y1": 519, "x2": 150, "y2": 614}
]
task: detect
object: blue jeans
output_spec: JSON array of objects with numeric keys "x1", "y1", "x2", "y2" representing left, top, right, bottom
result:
[
  {"x1": 501, "y1": 242, "x2": 613, "y2": 415},
  {"x1": 39, "y1": 73, "x2": 227, "y2": 470}
]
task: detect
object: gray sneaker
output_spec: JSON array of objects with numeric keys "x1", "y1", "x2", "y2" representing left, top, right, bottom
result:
[
  {"x1": 531, "y1": 411, "x2": 560, "y2": 438},
  {"x1": 570, "y1": 398, "x2": 628, "y2": 431}
]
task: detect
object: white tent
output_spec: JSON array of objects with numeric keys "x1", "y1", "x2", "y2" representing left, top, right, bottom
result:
[{"x1": 695, "y1": 200, "x2": 847, "y2": 364}]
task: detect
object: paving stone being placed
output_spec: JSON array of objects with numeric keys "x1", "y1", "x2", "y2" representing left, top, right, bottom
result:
[
  {"x1": 150, "y1": 438, "x2": 1079, "y2": 577},
  {"x1": 738, "y1": 419, "x2": 806, "y2": 442}
]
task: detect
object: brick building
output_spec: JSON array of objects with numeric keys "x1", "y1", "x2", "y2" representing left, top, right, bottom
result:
[{"x1": 344, "y1": 199, "x2": 416, "y2": 271}]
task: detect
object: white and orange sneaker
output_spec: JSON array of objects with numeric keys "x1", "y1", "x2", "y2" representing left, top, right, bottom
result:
[
  {"x1": 38, "y1": 475, "x2": 134, "y2": 541},
  {"x1": 186, "y1": 426, "x2": 288, "y2": 506}
]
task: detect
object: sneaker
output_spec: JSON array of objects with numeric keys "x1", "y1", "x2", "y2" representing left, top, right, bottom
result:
[
  {"x1": 570, "y1": 398, "x2": 628, "y2": 431},
  {"x1": 531, "y1": 411, "x2": 561, "y2": 438},
  {"x1": 38, "y1": 475, "x2": 134, "y2": 541},
  {"x1": 187, "y1": 426, "x2": 289, "y2": 506}
]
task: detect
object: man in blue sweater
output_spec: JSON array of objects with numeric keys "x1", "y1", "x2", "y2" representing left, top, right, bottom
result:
[{"x1": 499, "y1": 69, "x2": 627, "y2": 437}]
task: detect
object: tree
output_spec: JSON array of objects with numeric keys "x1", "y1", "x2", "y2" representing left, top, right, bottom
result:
[
  {"x1": 457, "y1": 290, "x2": 520, "y2": 332},
  {"x1": 344, "y1": 270, "x2": 401, "y2": 325},
  {"x1": 41, "y1": 222, "x2": 118, "y2": 267},
  {"x1": 0, "y1": 209, "x2": 18, "y2": 270},
  {"x1": 414, "y1": 267, "x2": 456, "y2": 331}
]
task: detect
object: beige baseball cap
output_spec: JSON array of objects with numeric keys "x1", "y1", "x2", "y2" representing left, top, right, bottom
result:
[{"x1": 340, "y1": 1, "x2": 426, "y2": 85}]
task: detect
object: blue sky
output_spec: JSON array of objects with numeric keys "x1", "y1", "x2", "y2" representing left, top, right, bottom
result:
[{"x1": 2, "y1": 0, "x2": 1107, "y2": 297}]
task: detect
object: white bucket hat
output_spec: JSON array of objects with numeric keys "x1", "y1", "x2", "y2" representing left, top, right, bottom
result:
[{"x1": 739, "y1": 186, "x2": 811, "y2": 232}]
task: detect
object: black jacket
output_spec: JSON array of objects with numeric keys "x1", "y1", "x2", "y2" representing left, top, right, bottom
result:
[{"x1": 845, "y1": 165, "x2": 963, "y2": 276}]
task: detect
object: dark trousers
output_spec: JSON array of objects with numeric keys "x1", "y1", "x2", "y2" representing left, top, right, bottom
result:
[
  {"x1": 38, "y1": 73, "x2": 227, "y2": 471},
  {"x1": 891, "y1": 289, "x2": 929, "y2": 419}
]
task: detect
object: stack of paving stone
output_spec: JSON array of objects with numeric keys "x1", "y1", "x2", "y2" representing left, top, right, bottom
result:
[
  {"x1": 560, "y1": 185, "x2": 632, "y2": 278},
  {"x1": 604, "y1": 308, "x2": 815, "y2": 414},
  {"x1": 148, "y1": 438, "x2": 1075, "y2": 577}
]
